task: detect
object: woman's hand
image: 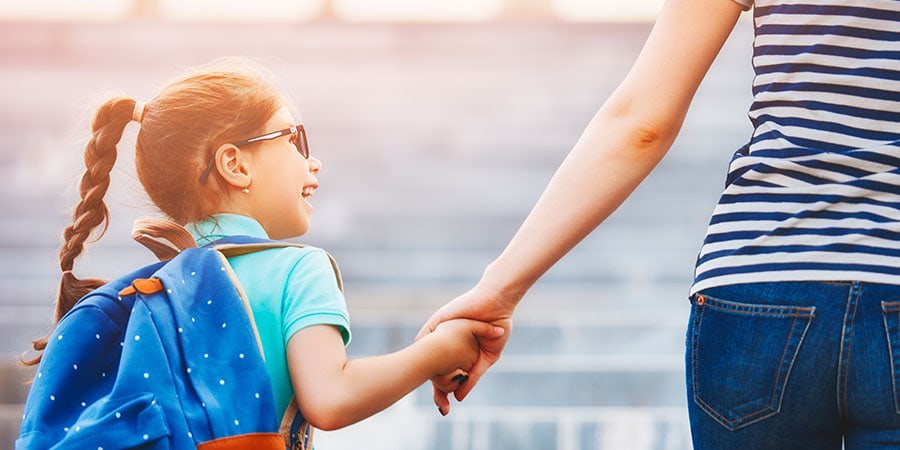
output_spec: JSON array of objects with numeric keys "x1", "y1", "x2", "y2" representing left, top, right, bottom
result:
[
  {"x1": 417, "y1": 285, "x2": 515, "y2": 415},
  {"x1": 425, "y1": 318, "x2": 505, "y2": 395}
]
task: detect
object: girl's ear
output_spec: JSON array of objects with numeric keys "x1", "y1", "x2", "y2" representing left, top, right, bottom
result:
[{"x1": 214, "y1": 143, "x2": 253, "y2": 190}]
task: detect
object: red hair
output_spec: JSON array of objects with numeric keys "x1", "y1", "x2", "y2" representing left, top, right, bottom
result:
[{"x1": 24, "y1": 58, "x2": 284, "y2": 365}]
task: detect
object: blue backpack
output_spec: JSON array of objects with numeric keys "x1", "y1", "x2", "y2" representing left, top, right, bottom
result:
[{"x1": 16, "y1": 236, "x2": 331, "y2": 450}]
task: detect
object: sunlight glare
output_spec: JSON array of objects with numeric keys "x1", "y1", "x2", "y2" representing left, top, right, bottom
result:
[
  {"x1": 158, "y1": 0, "x2": 322, "y2": 22},
  {"x1": 334, "y1": 0, "x2": 504, "y2": 22},
  {"x1": 0, "y1": 0, "x2": 130, "y2": 20},
  {"x1": 554, "y1": 0, "x2": 664, "y2": 22}
]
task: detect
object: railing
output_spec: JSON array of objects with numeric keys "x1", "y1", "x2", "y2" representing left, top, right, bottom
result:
[{"x1": 317, "y1": 403, "x2": 692, "y2": 450}]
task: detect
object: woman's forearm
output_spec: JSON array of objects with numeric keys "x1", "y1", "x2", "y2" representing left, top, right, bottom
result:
[
  {"x1": 481, "y1": 108, "x2": 677, "y2": 305},
  {"x1": 477, "y1": 0, "x2": 743, "y2": 308}
]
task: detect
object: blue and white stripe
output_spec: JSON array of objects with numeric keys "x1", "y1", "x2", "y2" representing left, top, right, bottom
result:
[{"x1": 691, "y1": 0, "x2": 900, "y2": 294}]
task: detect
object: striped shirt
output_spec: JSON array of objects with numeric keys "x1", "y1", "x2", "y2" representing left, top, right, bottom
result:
[{"x1": 691, "y1": 0, "x2": 900, "y2": 294}]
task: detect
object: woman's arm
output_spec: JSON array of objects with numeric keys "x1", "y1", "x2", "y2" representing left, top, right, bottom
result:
[
  {"x1": 287, "y1": 320, "x2": 503, "y2": 430},
  {"x1": 484, "y1": 0, "x2": 745, "y2": 305},
  {"x1": 421, "y1": 0, "x2": 746, "y2": 413}
]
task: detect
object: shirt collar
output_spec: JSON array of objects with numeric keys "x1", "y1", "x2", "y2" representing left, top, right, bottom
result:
[{"x1": 187, "y1": 213, "x2": 269, "y2": 246}]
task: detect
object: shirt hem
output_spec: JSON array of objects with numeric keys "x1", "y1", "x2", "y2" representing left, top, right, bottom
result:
[{"x1": 691, "y1": 271, "x2": 900, "y2": 296}]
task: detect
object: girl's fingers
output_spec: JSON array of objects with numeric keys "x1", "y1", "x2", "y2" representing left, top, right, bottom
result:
[
  {"x1": 434, "y1": 368, "x2": 468, "y2": 389},
  {"x1": 434, "y1": 386, "x2": 451, "y2": 416},
  {"x1": 433, "y1": 369, "x2": 469, "y2": 416}
]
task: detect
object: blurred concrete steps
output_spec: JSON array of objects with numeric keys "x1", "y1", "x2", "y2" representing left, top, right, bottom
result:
[
  {"x1": 1, "y1": 18, "x2": 754, "y2": 449},
  {"x1": 0, "y1": 363, "x2": 32, "y2": 450}
]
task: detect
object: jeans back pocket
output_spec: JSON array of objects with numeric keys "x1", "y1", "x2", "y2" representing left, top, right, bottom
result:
[{"x1": 689, "y1": 294, "x2": 815, "y2": 430}]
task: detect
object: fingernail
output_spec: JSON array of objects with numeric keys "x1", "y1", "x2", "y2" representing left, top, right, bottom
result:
[
  {"x1": 452, "y1": 374, "x2": 469, "y2": 385},
  {"x1": 438, "y1": 405, "x2": 447, "y2": 416}
]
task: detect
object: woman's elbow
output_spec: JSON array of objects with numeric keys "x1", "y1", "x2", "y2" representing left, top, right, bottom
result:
[
  {"x1": 627, "y1": 117, "x2": 681, "y2": 153},
  {"x1": 595, "y1": 95, "x2": 684, "y2": 154}
]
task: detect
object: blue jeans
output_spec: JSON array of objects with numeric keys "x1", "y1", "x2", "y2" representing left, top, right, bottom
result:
[{"x1": 686, "y1": 281, "x2": 900, "y2": 449}]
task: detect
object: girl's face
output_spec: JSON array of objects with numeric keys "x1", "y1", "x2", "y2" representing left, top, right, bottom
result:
[{"x1": 246, "y1": 105, "x2": 321, "y2": 239}]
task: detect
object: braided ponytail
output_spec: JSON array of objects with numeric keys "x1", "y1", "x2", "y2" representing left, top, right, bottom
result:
[{"x1": 23, "y1": 97, "x2": 135, "y2": 366}]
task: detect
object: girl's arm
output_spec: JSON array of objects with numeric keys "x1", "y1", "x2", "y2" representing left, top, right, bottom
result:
[
  {"x1": 420, "y1": 0, "x2": 746, "y2": 413},
  {"x1": 287, "y1": 319, "x2": 502, "y2": 430}
]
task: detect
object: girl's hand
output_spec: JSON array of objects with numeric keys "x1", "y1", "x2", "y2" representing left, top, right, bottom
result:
[
  {"x1": 427, "y1": 318, "x2": 505, "y2": 377},
  {"x1": 288, "y1": 319, "x2": 501, "y2": 430},
  {"x1": 417, "y1": 286, "x2": 514, "y2": 415},
  {"x1": 431, "y1": 368, "x2": 470, "y2": 395}
]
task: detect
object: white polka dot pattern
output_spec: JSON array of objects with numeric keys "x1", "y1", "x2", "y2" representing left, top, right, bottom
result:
[{"x1": 16, "y1": 240, "x2": 289, "y2": 449}]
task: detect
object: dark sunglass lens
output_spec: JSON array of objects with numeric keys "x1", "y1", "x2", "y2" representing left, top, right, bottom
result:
[{"x1": 295, "y1": 129, "x2": 309, "y2": 159}]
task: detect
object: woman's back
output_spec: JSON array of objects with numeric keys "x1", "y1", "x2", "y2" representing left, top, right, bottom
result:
[{"x1": 691, "y1": 0, "x2": 900, "y2": 294}]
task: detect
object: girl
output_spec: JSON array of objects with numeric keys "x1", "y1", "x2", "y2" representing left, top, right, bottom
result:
[
  {"x1": 419, "y1": 0, "x2": 900, "y2": 448},
  {"x1": 25, "y1": 57, "x2": 503, "y2": 436}
]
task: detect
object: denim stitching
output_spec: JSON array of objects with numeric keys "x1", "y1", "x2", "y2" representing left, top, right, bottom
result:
[
  {"x1": 881, "y1": 302, "x2": 900, "y2": 415},
  {"x1": 691, "y1": 294, "x2": 815, "y2": 430},
  {"x1": 836, "y1": 282, "x2": 861, "y2": 418},
  {"x1": 769, "y1": 315, "x2": 798, "y2": 409},
  {"x1": 691, "y1": 298, "x2": 705, "y2": 424},
  {"x1": 701, "y1": 297, "x2": 815, "y2": 317}
]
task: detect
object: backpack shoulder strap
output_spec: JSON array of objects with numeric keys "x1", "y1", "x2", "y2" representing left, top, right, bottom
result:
[
  {"x1": 208, "y1": 236, "x2": 342, "y2": 450},
  {"x1": 129, "y1": 221, "x2": 344, "y2": 293},
  {"x1": 129, "y1": 228, "x2": 338, "y2": 449},
  {"x1": 279, "y1": 399, "x2": 313, "y2": 450},
  {"x1": 207, "y1": 236, "x2": 342, "y2": 450},
  {"x1": 210, "y1": 236, "x2": 343, "y2": 292},
  {"x1": 132, "y1": 216, "x2": 198, "y2": 261}
]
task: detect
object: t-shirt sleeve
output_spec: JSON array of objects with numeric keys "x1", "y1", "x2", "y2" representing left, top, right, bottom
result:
[
  {"x1": 732, "y1": 0, "x2": 752, "y2": 10},
  {"x1": 281, "y1": 248, "x2": 351, "y2": 346}
]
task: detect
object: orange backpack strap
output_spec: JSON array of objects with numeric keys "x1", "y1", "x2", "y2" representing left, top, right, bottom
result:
[{"x1": 196, "y1": 433, "x2": 285, "y2": 450}]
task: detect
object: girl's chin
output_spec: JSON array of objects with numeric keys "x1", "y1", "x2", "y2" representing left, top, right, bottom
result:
[
  {"x1": 294, "y1": 217, "x2": 312, "y2": 237},
  {"x1": 268, "y1": 214, "x2": 311, "y2": 240}
]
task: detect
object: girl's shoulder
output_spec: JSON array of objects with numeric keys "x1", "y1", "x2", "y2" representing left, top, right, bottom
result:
[
  {"x1": 225, "y1": 242, "x2": 343, "y2": 288},
  {"x1": 219, "y1": 240, "x2": 331, "y2": 263}
]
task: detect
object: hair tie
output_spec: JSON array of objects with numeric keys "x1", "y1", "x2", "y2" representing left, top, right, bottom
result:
[{"x1": 132, "y1": 101, "x2": 146, "y2": 123}]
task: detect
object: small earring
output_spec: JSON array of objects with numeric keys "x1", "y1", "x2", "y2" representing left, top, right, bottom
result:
[{"x1": 242, "y1": 187, "x2": 250, "y2": 194}]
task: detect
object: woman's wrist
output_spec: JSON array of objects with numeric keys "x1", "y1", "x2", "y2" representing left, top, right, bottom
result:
[{"x1": 478, "y1": 262, "x2": 529, "y2": 313}]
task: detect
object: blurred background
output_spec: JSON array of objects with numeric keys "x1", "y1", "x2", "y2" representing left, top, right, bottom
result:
[{"x1": 0, "y1": 1, "x2": 754, "y2": 449}]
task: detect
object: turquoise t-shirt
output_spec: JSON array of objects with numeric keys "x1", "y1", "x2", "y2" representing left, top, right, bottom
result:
[{"x1": 187, "y1": 213, "x2": 351, "y2": 417}]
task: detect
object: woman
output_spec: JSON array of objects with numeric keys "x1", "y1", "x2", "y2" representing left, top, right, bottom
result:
[{"x1": 419, "y1": 0, "x2": 900, "y2": 447}]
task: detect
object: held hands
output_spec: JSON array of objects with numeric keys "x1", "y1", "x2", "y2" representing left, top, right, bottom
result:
[
  {"x1": 416, "y1": 286, "x2": 516, "y2": 416},
  {"x1": 426, "y1": 319, "x2": 501, "y2": 395}
]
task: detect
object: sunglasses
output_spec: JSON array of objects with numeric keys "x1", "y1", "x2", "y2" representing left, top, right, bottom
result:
[{"x1": 199, "y1": 124, "x2": 309, "y2": 184}]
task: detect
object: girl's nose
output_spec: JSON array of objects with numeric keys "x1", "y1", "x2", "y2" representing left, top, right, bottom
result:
[{"x1": 308, "y1": 156, "x2": 322, "y2": 174}]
